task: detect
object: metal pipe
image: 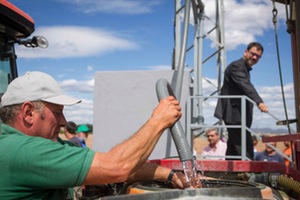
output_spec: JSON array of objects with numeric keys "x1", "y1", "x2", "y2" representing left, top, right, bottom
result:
[{"x1": 171, "y1": 0, "x2": 191, "y2": 101}]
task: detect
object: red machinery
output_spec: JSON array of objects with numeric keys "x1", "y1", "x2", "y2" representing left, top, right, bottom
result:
[{"x1": 0, "y1": 0, "x2": 47, "y2": 95}]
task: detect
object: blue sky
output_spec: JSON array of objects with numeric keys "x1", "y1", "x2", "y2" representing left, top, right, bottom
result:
[{"x1": 9, "y1": 0, "x2": 296, "y2": 131}]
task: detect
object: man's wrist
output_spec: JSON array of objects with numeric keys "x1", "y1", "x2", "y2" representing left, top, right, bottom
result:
[{"x1": 166, "y1": 169, "x2": 176, "y2": 184}]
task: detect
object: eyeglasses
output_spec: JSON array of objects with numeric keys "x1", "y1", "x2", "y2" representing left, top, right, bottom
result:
[{"x1": 249, "y1": 51, "x2": 262, "y2": 59}]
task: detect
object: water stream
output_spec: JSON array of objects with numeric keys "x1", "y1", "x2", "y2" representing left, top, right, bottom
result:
[{"x1": 182, "y1": 158, "x2": 202, "y2": 188}]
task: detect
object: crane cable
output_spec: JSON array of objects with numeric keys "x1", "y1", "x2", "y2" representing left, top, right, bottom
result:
[
  {"x1": 272, "y1": 1, "x2": 292, "y2": 134},
  {"x1": 272, "y1": 0, "x2": 296, "y2": 167}
]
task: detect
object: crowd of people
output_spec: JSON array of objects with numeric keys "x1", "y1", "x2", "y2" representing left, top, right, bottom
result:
[
  {"x1": 63, "y1": 122, "x2": 90, "y2": 148},
  {"x1": 253, "y1": 139, "x2": 291, "y2": 166},
  {"x1": 195, "y1": 132, "x2": 291, "y2": 167}
]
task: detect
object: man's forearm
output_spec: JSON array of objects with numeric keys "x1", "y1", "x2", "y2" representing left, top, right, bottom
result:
[
  {"x1": 84, "y1": 96, "x2": 181, "y2": 185},
  {"x1": 126, "y1": 162, "x2": 171, "y2": 183},
  {"x1": 108, "y1": 119, "x2": 165, "y2": 174}
]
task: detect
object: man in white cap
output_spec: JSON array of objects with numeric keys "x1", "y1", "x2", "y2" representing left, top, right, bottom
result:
[{"x1": 0, "y1": 71, "x2": 186, "y2": 199}]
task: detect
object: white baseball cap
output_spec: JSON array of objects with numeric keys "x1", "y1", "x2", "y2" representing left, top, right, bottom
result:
[{"x1": 1, "y1": 71, "x2": 81, "y2": 107}]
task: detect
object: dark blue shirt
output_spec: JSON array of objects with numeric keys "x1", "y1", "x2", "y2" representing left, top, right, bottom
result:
[{"x1": 254, "y1": 151, "x2": 284, "y2": 163}]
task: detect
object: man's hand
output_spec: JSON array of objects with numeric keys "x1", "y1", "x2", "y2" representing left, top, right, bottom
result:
[
  {"x1": 171, "y1": 171, "x2": 202, "y2": 189},
  {"x1": 151, "y1": 96, "x2": 182, "y2": 129},
  {"x1": 258, "y1": 103, "x2": 268, "y2": 113},
  {"x1": 171, "y1": 171, "x2": 188, "y2": 188}
]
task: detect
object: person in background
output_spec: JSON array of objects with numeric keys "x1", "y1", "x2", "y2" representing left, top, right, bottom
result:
[
  {"x1": 214, "y1": 42, "x2": 269, "y2": 160},
  {"x1": 283, "y1": 141, "x2": 292, "y2": 167},
  {"x1": 64, "y1": 121, "x2": 83, "y2": 147},
  {"x1": 200, "y1": 128, "x2": 227, "y2": 160},
  {"x1": 77, "y1": 125, "x2": 90, "y2": 148},
  {"x1": 252, "y1": 135, "x2": 259, "y2": 157},
  {"x1": 64, "y1": 121, "x2": 84, "y2": 199},
  {"x1": 0, "y1": 71, "x2": 189, "y2": 199},
  {"x1": 254, "y1": 141, "x2": 284, "y2": 163}
]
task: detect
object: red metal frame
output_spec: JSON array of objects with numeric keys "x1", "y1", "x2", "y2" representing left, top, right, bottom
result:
[
  {"x1": 150, "y1": 159, "x2": 300, "y2": 182},
  {"x1": 0, "y1": 0, "x2": 34, "y2": 24},
  {"x1": 0, "y1": 0, "x2": 34, "y2": 38}
]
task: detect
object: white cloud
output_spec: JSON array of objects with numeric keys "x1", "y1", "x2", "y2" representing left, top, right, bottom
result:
[
  {"x1": 254, "y1": 83, "x2": 295, "y2": 129},
  {"x1": 16, "y1": 1, "x2": 286, "y2": 60},
  {"x1": 87, "y1": 65, "x2": 94, "y2": 71},
  {"x1": 60, "y1": 0, "x2": 164, "y2": 15},
  {"x1": 16, "y1": 26, "x2": 139, "y2": 59},
  {"x1": 147, "y1": 65, "x2": 176, "y2": 71},
  {"x1": 64, "y1": 98, "x2": 93, "y2": 123},
  {"x1": 60, "y1": 78, "x2": 94, "y2": 93},
  {"x1": 201, "y1": 0, "x2": 286, "y2": 50}
]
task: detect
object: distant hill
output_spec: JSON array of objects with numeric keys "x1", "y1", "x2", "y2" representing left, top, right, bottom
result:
[{"x1": 252, "y1": 127, "x2": 294, "y2": 134}]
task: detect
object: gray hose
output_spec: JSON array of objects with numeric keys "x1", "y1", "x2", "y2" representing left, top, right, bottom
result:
[{"x1": 156, "y1": 78, "x2": 193, "y2": 162}]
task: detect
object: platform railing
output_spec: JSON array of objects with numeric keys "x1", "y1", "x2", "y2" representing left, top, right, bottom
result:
[{"x1": 187, "y1": 95, "x2": 292, "y2": 162}]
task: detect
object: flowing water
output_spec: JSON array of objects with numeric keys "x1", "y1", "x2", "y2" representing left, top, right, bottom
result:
[{"x1": 182, "y1": 158, "x2": 202, "y2": 188}]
